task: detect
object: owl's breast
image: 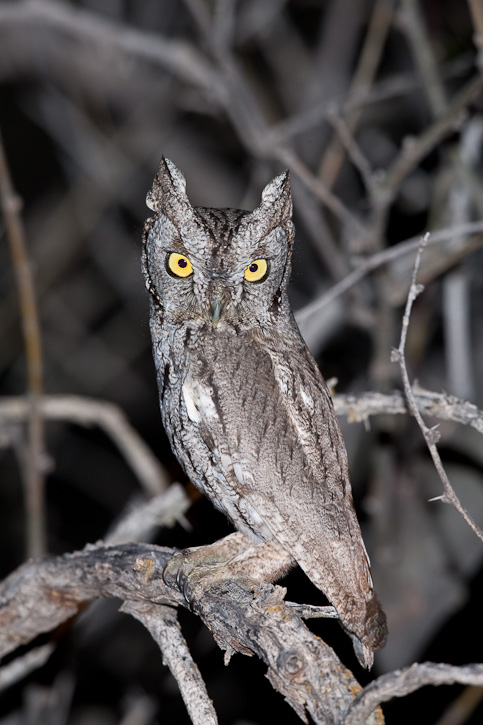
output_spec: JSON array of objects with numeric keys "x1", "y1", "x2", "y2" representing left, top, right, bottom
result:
[
  {"x1": 153, "y1": 325, "x2": 286, "y2": 539},
  {"x1": 153, "y1": 323, "x2": 357, "y2": 556}
]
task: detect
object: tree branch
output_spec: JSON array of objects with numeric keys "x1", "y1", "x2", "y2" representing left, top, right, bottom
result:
[
  {"x1": 333, "y1": 386, "x2": 483, "y2": 434},
  {"x1": 345, "y1": 662, "x2": 483, "y2": 725}
]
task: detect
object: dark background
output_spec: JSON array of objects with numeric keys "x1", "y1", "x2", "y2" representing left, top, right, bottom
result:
[{"x1": 1, "y1": 0, "x2": 483, "y2": 723}]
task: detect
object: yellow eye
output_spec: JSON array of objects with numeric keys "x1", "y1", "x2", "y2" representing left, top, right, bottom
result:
[
  {"x1": 167, "y1": 252, "x2": 193, "y2": 278},
  {"x1": 244, "y1": 258, "x2": 268, "y2": 283}
]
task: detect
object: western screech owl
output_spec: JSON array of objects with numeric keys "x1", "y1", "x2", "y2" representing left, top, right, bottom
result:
[{"x1": 142, "y1": 158, "x2": 387, "y2": 668}]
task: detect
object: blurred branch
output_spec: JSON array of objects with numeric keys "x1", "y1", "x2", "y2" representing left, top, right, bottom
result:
[
  {"x1": 327, "y1": 111, "x2": 374, "y2": 192},
  {"x1": 295, "y1": 221, "x2": 483, "y2": 328},
  {"x1": 370, "y1": 74, "x2": 483, "y2": 237},
  {"x1": 0, "y1": 644, "x2": 55, "y2": 693},
  {"x1": 399, "y1": 0, "x2": 448, "y2": 116},
  {"x1": 118, "y1": 694, "x2": 157, "y2": 725},
  {"x1": 270, "y1": 54, "x2": 475, "y2": 145},
  {"x1": 122, "y1": 600, "x2": 218, "y2": 725},
  {"x1": 0, "y1": 395, "x2": 169, "y2": 497},
  {"x1": 319, "y1": 0, "x2": 396, "y2": 189},
  {"x1": 0, "y1": 542, "x2": 377, "y2": 725},
  {"x1": 346, "y1": 662, "x2": 483, "y2": 725},
  {"x1": 182, "y1": 0, "x2": 366, "y2": 266},
  {"x1": 401, "y1": 0, "x2": 476, "y2": 401},
  {"x1": 391, "y1": 236, "x2": 483, "y2": 543},
  {"x1": 106, "y1": 484, "x2": 191, "y2": 545},
  {"x1": 468, "y1": 0, "x2": 483, "y2": 73},
  {"x1": 0, "y1": 129, "x2": 47, "y2": 559},
  {"x1": 434, "y1": 685, "x2": 483, "y2": 725},
  {"x1": 0, "y1": 0, "x2": 217, "y2": 91}
]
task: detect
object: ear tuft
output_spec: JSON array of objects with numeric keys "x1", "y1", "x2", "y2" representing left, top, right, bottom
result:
[
  {"x1": 146, "y1": 157, "x2": 188, "y2": 213},
  {"x1": 163, "y1": 157, "x2": 187, "y2": 194},
  {"x1": 260, "y1": 170, "x2": 292, "y2": 221}
]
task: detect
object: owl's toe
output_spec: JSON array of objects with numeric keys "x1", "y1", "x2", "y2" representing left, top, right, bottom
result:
[
  {"x1": 163, "y1": 548, "x2": 228, "y2": 606},
  {"x1": 163, "y1": 549, "x2": 197, "y2": 591}
]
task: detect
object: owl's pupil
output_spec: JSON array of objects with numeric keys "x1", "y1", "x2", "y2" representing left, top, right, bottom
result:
[
  {"x1": 178, "y1": 258, "x2": 187, "y2": 268},
  {"x1": 249, "y1": 263, "x2": 258, "y2": 273}
]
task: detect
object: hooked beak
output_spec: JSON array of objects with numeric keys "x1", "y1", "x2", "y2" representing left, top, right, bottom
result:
[{"x1": 210, "y1": 290, "x2": 226, "y2": 328}]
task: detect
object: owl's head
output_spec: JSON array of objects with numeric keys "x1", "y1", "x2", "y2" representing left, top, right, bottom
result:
[{"x1": 142, "y1": 158, "x2": 294, "y2": 331}]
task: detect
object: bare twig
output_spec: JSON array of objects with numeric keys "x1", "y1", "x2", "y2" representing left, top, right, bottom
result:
[
  {"x1": 332, "y1": 386, "x2": 483, "y2": 434},
  {"x1": 391, "y1": 235, "x2": 483, "y2": 542},
  {"x1": 0, "y1": 129, "x2": 47, "y2": 559},
  {"x1": 345, "y1": 662, "x2": 483, "y2": 725}
]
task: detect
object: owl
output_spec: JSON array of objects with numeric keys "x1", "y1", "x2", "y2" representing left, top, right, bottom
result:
[{"x1": 142, "y1": 158, "x2": 387, "y2": 668}]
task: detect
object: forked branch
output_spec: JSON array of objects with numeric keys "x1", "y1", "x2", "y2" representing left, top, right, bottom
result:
[{"x1": 391, "y1": 235, "x2": 483, "y2": 542}]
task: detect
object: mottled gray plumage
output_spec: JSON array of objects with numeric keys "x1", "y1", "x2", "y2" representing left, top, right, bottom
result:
[{"x1": 142, "y1": 158, "x2": 387, "y2": 667}]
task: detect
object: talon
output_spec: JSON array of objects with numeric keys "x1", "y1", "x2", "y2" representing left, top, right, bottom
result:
[
  {"x1": 173, "y1": 567, "x2": 194, "y2": 606},
  {"x1": 182, "y1": 576, "x2": 194, "y2": 606}
]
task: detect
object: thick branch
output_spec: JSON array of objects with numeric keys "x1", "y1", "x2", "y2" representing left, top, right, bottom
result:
[{"x1": 0, "y1": 543, "x2": 377, "y2": 724}]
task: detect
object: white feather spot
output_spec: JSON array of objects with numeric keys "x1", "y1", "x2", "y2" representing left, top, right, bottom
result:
[
  {"x1": 300, "y1": 387, "x2": 314, "y2": 413},
  {"x1": 272, "y1": 361, "x2": 288, "y2": 394},
  {"x1": 197, "y1": 386, "x2": 218, "y2": 419},
  {"x1": 182, "y1": 382, "x2": 200, "y2": 423},
  {"x1": 233, "y1": 462, "x2": 244, "y2": 485},
  {"x1": 182, "y1": 381, "x2": 219, "y2": 424},
  {"x1": 220, "y1": 452, "x2": 233, "y2": 470}
]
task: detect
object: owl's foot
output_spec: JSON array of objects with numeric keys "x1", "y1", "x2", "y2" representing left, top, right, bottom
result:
[
  {"x1": 164, "y1": 534, "x2": 295, "y2": 607},
  {"x1": 163, "y1": 532, "x2": 253, "y2": 604},
  {"x1": 169, "y1": 558, "x2": 256, "y2": 607}
]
